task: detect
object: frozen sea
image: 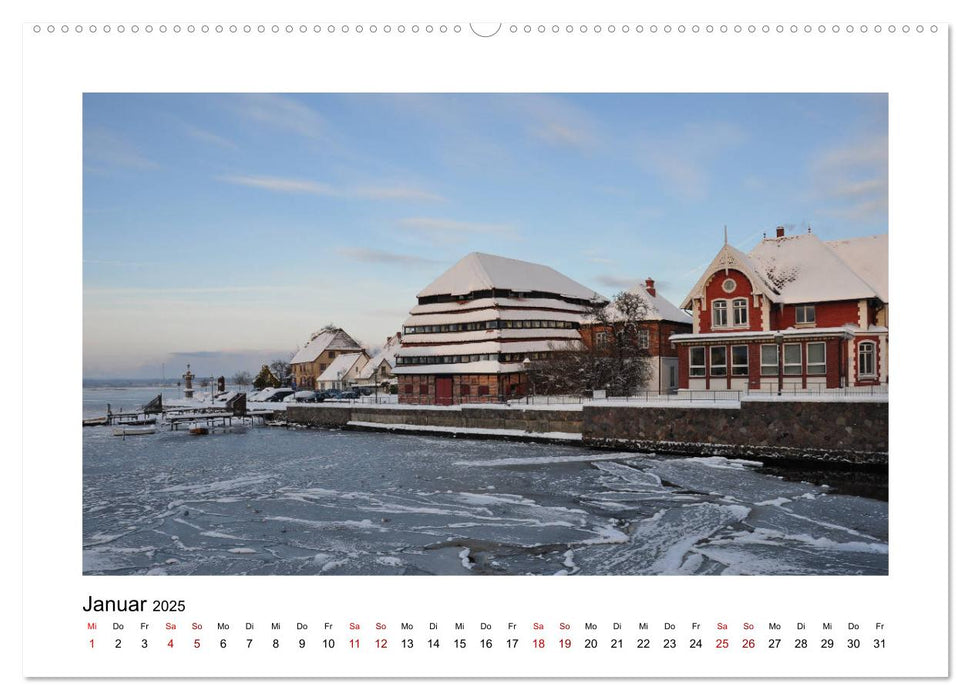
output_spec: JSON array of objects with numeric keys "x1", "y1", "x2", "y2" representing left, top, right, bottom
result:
[{"x1": 82, "y1": 386, "x2": 888, "y2": 576}]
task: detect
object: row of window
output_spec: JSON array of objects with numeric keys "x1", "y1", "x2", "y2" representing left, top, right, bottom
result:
[
  {"x1": 402, "y1": 384, "x2": 494, "y2": 396},
  {"x1": 404, "y1": 319, "x2": 579, "y2": 334},
  {"x1": 398, "y1": 351, "x2": 555, "y2": 366},
  {"x1": 595, "y1": 329, "x2": 652, "y2": 350},
  {"x1": 687, "y1": 341, "x2": 877, "y2": 378},
  {"x1": 689, "y1": 342, "x2": 827, "y2": 377},
  {"x1": 709, "y1": 300, "x2": 816, "y2": 328},
  {"x1": 711, "y1": 298, "x2": 750, "y2": 328}
]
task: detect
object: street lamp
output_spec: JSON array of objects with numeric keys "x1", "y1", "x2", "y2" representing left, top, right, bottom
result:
[{"x1": 522, "y1": 357, "x2": 531, "y2": 405}]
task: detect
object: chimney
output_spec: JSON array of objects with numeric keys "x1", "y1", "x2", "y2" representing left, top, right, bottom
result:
[
  {"x1": 645, "y1": 278, "x2": 656, "y2": 297},
  {"x1": 776, "y1": 226, "x2": 785, "y2": 238}
]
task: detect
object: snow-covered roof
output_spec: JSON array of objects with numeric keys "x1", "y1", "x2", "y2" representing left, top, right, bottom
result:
[
  {"x1": 317, "y1": 352, "x2": 366, "y2": 382},
  {"x1": 417, "y1": 252, "x2": 604, "y2": 302},
  {"x1": 397, "y1": 339, "x2": 577, "y2": 361},
  {"x1": 594, "y1": 280, "x2": 692, "y2": 324},
  {"x1": 747, "y1": 233, "x2": 884, "y2": 304},
  {"x1": 394, "y1": 360, "x2": 507, "y2": 375},
  {"x1": 404, "y1": 308, "x2": 585, "y2": 327},
  {"x1": 402, "y1": 328, "x2": 578, "y2": 346},
  {"x1": 681, "y1": 233, "x2": 888, "y2": 308},
  {"x1": 291, "y1": 328, "x2": 363, "y2": 365},
  {"x1": 825, "y1": 235, "x2": 888, "y2": 302},
  {"x1": 360, "y1": 334, "x2": 401, "y2": 379},
  {"x1": 409, "y1": 296, "x2": 597, "y2": 317}
]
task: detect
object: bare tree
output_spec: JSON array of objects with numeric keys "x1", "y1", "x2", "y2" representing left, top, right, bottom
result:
[
  {"x1": 269, "y1": 358, "x2": 293, "y2": 386},
  {"x1": 530, "y1": 290, "x2": 652, "y2": 396},
  {"x1": 231, "y1": 370, "x2": 253, "y2": 390}
]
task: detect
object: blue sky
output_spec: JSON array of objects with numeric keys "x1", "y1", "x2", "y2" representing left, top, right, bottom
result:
[{"x1": 83, "y1": 93, "x2": 888, "y2": 378}]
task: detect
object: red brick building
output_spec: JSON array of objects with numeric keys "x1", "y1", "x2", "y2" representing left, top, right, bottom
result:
[
  {"x1": 395, "y1": 252, "x2": 604, "y2": 405},
  {"x1": 671, "y1": 228, "x2": 888, "y2": 392},
  {"x1": 579, "y1": 278, "x2": 692, "y2": 393}
]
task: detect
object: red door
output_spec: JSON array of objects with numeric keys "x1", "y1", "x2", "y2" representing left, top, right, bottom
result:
[{"x1": 435, "y1": 377, "x2": 453, "y2": 405}]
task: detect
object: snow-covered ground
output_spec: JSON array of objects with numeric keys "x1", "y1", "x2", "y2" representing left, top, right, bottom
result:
[{"x1": 83, "y1": 387, "x2": 887, "y2": 576}]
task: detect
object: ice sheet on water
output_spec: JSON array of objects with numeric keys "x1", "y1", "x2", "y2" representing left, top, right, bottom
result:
[
  {"x1": 593, "y1": 461, "x2": 666, "y2": 491},
  {"x1": 642, "y1": 457, "x2": 825, "y2": 503},
  {"x1": 574, "y1": 503, "x2": 751, "y2": 575},
  {"x1": 453, "y1": 453, "x2": 641, "y2": 467},
  {"x1": 83, "y1": 423, "x2": 886, "y2": 576},
  {"x1": 692, "y1": 527, "x2": 888, "y2": 575}
]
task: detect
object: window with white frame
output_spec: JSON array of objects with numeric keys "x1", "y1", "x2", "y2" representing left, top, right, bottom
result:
[
  {"x1": 710, "y1": 346, "x2": 727, "y2": 377},
  {"x1": 637, "y1": 329, "x2": 650, "y2": 349},
  {"x1": 595, "y1": 331, "x2": 608, "y2": 350},
  {"x1": 858, "y1": 341, "x2": 876, "y2": 377},
  {"x1": 761, "y1": 344, "x2": 779, "y2": 376},
  {"x1": 731, "y1": 345, "x2": 749, "y2": 376},
  {"x1": 807, "y1": 342, "x2": 826, "y2": 375},
  {"x1": 712, "y1": 300, "x2": 728, "y2": 327},
  {"x1": 795, "y1": 305, "x2": 816, "y2": 324},
  {"x1": 689, "y1": 346, "x2": 706, "y2": 377},
  {"x1": 783, "y1": 343, "x2": 802, "y2": 375},
  {"x1": 732, "y1": 299, "x2": 749, "y2": 326}
]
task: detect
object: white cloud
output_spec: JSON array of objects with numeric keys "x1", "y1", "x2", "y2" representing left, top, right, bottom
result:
[
  {"x1": 638, "y1": 122, "x2": 748, "y2": 200},
  {"x1": 84, "y1": 127, "x2": 158, "y2": 170},
  {"x1": 230, "y1": 94, "x2": 329, "y2": 140},
  {"x1": 219, "y1": 175, "x2": 337, "y2": 195},
  {"x1": 593, "y1": 274, "x2": 641, "y2": 289},
  {"x1": 396, "y1": 217, "x2": 519, "y2": 242},
  {"x1": 513, "y1": 95, "x2": 601, "y2": 151},
  {"x1": 220, "y1": 175, "x2": 443, "y2": 201},
  {"x1": 184, "y1": 124, "x2": 238, "y2": 150},
  {"x1": 811, "y1": 137, "x2": 888, "y2": 223},
  {"x1": 336, "y1": 247, "x2": 439, "y2": 265},
  {"x1": 353, "y1": 186, "x2": 444, "y2": 202}
]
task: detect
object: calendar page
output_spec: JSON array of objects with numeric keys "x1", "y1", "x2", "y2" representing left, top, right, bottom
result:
[{"x1": 18, "y1": 0, "x2": 953, "y2": 691}]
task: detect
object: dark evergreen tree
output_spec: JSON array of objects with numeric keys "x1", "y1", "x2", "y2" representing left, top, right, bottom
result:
[{"x1": 253, "y1": 365, "x2": 281, "y2": 390}]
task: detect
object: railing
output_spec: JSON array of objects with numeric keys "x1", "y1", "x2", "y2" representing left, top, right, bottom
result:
[{"x1": 303, "y1": 384, "x2": 888, "y2": 408}]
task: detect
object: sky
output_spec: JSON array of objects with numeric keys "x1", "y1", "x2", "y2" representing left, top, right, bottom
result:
[{"x1": 83, "y1": 93, "x2": 888, "y2": 378}]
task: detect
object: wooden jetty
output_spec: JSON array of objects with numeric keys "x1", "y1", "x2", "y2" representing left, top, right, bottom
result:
[{"x1": 84, "y1": 391, "x2": 276, "y2": 431}]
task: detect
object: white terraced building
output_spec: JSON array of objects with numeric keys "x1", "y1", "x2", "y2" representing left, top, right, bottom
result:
[{"x1": 395, "y1": 252, "x2": 605, "y2": 405}]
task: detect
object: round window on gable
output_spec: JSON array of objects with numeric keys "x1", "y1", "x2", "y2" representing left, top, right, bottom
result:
[{"x1": 722, "y1": 278, "x2": 737, "y2": 293}]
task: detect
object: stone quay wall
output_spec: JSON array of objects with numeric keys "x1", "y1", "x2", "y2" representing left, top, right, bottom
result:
[
  {"x1": 582, "y1": 400, "x2": 888, "y2": 465},
  {"x1": 286, "y1": 400, "x2": 888, "y2": 466},
  {"x1": 286, "y1": 404, "x2": 583, "y2": 435}
]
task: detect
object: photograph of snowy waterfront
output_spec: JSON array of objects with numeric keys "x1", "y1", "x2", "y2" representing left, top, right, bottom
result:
[
  {"x1": 83, "y1": 93, "x2": 889, "y2": 576},
  {"x1": 83, "y1": 387, "x2": 887, "y2": 576}
]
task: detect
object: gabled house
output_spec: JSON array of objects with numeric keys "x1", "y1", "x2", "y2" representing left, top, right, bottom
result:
[
  {"x1": 395, "y1": 252, "x2": 605, "y2": 405},
  {"x1": 579, "y1": 278, "x2": 693, "y2": 393},
  {"x1": 290, "y1": 328, "x2": 366, "y2": 389},
  {"x1": 671, "y1": 228, "x2": 888, "y2": 392},
  {"x1": 316, "y1": 351, "x2": 370, "y2": 391}
]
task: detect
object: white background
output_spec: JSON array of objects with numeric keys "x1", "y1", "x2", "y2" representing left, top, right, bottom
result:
[{"x1": 7, "y1": 0, "x2": 966, "y2": 697}]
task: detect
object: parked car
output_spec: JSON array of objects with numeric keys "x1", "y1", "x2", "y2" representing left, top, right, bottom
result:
[
  {"x1": 317, "y1": 389, "x2": 341, "y2": 400},
  {"x1": 263, "y1": 388, "x2": 294, "y2": 403},
  {"x1": 338, "y1": 389, "x2": 361, "y2": 400},
  {"x1": 292, "y1": 391, "x2": 317, "y2": 403}
]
